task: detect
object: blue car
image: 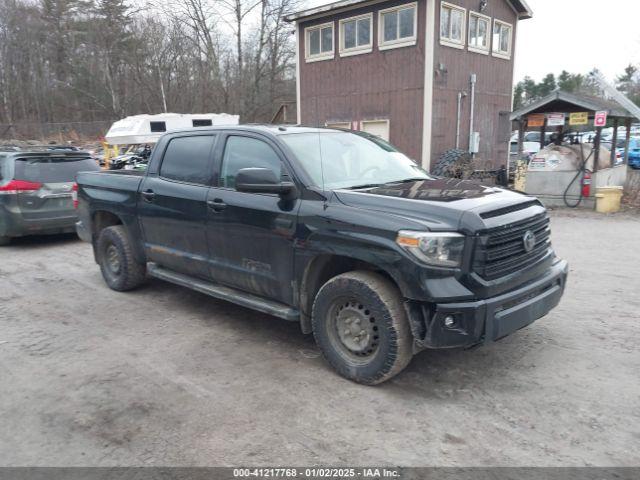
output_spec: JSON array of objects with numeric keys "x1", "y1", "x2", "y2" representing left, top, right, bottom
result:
[{"x1": 617, "y1": 138, "x2": 640, "y2": 169}]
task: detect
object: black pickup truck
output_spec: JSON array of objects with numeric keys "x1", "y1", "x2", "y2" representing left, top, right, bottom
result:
[{"x1": 76, "y1": 126, "x2": 568, "y2": 385}]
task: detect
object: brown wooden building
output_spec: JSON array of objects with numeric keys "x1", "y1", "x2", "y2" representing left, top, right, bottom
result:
[{"x1": 285, "y1": 0, "x2": 532, "y2": 171}]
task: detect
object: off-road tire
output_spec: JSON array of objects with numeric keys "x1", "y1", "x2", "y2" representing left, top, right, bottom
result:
[
  {"x1": 97, "y1": 225, "x2": 146, "y2": 291},
  {"x1": 311, "y1": 271, "x2": 413, "y2": 385},
  {"x1": 0, "y1": 236, "x2": 10, "y2": 246},
  {"x1": 432, "y1": 148, "x2": 473, "y2": 178}
]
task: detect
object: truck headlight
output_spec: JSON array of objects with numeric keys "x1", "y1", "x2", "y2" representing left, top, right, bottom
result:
[{"x1": 396, "y1": 231, "x2": 465, "y2": 267}]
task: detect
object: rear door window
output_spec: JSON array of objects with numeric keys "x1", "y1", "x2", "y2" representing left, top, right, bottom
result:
[
  {"x1": 159, "y1": 135, "x2": 216, "y2": 184},
  {"x1": 14, "y1": 157, "x2": 100, "y2": 183}
]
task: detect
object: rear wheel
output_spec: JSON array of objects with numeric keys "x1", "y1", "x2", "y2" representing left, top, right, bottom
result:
[
  {"x1": 311, "y1": 271, "x2": 413, "y2": 385},
  {"x1": 96, "y1": 225, "x2": 146, "y2": 291},
  {"x1": 0, "y1": 236, "x2": 10, "y2": 246}
]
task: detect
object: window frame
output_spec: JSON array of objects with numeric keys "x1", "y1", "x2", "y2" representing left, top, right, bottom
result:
[
  {"x1": 217, "y1": 134, "x2": 290, "y2": 193},
  {"x1": 439, "y1": 1, "x2": 466, "y2": 49},
  {"x1": 339, "y1": 13, "x2": 373, "y2": 57},
  {"x1": 304, "y1": 22, "x2": 335, "y2": 63},
  {"x1": 492, "y1": 19, "x2": 513, "y2": 60},
  {"x1": 149, "y1": 121, "x2": 167, "y2": 133},
  {"x1": 378, "y1": 2, "x2": 418, "y2": 51},
  {"x1": 360, "y1": 119, "x2": 391, "y2": 142},
  {"x1": 325, "y1": 121, "x2": 352, "y2": 129},
  {"x1": 467, "y1": 11, "x2": 490, "y2": 55}
]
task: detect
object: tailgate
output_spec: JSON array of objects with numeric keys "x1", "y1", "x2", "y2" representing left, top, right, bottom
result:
[
  {"x1": 17, "y1": 182, "x2": 75, "y2": 221},
  {"x1": 14, "y1": 155, "x2": 100, "y2": 223}
]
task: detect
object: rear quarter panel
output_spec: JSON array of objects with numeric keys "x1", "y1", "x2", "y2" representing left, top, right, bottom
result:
[{"x1": 76, "y1": 170, "x2": 145, "y2": 259}]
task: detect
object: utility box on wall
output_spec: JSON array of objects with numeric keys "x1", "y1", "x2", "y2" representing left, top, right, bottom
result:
[{"x1": 470, "y1": 132, "x2": 480, "y2": 154}]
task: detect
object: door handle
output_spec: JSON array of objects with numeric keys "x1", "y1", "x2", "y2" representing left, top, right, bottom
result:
[
  {"x1": 207, "y1": 198, "x2": 227, "y2": 212},
  {"x1": 141, "y1": 189, "x2": 155, "y2": 201}
]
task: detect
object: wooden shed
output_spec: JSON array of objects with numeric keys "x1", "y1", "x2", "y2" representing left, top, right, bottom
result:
[{"x1": 285, "y1": 0, "x2": 532, "y2": 171}]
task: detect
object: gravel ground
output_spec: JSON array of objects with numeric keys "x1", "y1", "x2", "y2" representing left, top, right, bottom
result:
[{"x1": 0, "y1": 209, "x2": 638, "y2": 467}]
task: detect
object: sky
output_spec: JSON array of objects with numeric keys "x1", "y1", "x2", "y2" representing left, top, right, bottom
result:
[
  {"x1": 514, "y1": 0, "x2": 640, "y2": 83},
  {"x1": 303, "y1": 0, "x2": 640, "y2": 83}
]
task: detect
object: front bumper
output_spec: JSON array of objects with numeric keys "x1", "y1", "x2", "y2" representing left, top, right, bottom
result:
[{"x1": 409, "y1": 259, "x2": 568, "y2": 349}]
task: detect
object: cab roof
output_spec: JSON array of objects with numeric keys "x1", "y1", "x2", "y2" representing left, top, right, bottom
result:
[{"x1": 163, "y1": 124, "x2": 345, "y2": 137}]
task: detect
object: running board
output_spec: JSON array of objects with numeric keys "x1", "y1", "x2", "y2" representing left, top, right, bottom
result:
[{"x1": 147, "y1": 263, "x2": 300, "y2": 321}]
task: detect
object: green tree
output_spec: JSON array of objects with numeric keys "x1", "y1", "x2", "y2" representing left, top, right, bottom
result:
[
  {"x1": 616, "y1": 64, "x2": 640, "y2": 106},
  {"x1": 537, "y1": 73, "x2": 556, "y2": 97},
  {"x1": 557, "y1": 70, "x2": 572, "y2": 91},
  {"x1": 521, "y1": 76, "x2": 537, "y2": 101},
  {"x1": 513, "y1": 82, "x2": 524, "y2": 109}
]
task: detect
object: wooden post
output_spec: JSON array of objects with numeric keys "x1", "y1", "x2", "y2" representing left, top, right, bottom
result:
[
  {"x1": 593, "y1": 126, "x2": 602, "y2": 173},
  {"x1": 517, "y1": 118, "x2": 525, "y2": 155},
  {"x1": 610, "y1": 118, "x2": 619, "y2": 165},
  {"x1": 540, "y1": 119, "x2": 547, "y2": 150},
  {"x1": 622, "y1": 118, "x2": 632, "y2": 165}
]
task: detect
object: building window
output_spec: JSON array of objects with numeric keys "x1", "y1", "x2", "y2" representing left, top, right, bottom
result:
[
  {"x1": 326, "y1": 121, "x2": 351, "y2": 129},
  {"x1": 339, "y1": 14, "x2": 372, "y2": 56},
  {"x1": 361, "y1": 119, "x2": 390, "y2": 141},
  {"x1": 440, "y1": 2, "x2": 466, "y2": 48},
  {"x1": 305, "y1": 22, "x2": 334, "y2": 62},
  {"x1": 492, "y1": 19, "x2": 512, "y2": 59},
  {"x1": 378, "y1": 3, "x2": 417, "y2": 51},
  {"x1": 468, "y1": 12, "x2": 490, "y2": 54}
]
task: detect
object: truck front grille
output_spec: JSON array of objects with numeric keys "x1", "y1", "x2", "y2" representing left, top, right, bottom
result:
[{"x1": 474, "y1": 213, "x2": 551, "y2": 280}]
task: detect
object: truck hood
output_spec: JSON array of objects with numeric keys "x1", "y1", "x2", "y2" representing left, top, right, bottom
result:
[{"x1": 332, "y1": 178, "x2": 541, "y2": 233}]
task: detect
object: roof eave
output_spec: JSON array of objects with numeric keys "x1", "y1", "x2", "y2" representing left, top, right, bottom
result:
[
  {"x1": 285, "y1": 0, "x2": 534, "y2": 23},
  {"x1": 510, "y1": 90, "x2": 633, "y2": 121},
  {"x1": 512, "y1": 0, "x2": 533, "y2": 19}
]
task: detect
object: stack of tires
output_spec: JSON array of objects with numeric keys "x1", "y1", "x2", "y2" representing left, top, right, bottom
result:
[{"x1": 432, "y1": 149, "x2": 473, "y2": 179}]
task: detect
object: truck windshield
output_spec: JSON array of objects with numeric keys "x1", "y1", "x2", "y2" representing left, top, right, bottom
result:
[{"x1": 280, "y1": 131, "x2": 431, "y2": 190}]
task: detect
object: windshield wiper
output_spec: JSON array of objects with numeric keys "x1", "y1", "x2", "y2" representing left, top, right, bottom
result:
[
  {"x1": 345, "y1": 183, "x2": 385, "y2": 190},
  {"x1": 384, "y1": 177, "x2": 430, "y2": 185}
]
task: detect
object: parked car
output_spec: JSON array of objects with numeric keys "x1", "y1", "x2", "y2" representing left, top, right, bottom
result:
[
  {"x1": 509, "y1": 140, "x2": 541, "y2": 161},
  {"x1": 76, "y1": 126, "x2": 568, "y2": 385},
  {"x1": 617, "y1": 137, "x2": 640, "y2": 169},
  {"x1": 510, "y1": 131, "x2": 553, "y2": 145},
  {"x1": 0, "y1": 149, "x2": 100, "y2": 245}
]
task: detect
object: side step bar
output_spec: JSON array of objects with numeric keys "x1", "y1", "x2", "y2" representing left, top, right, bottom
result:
[{"x1": 147, "y1": 263, "x2": 300, "y2": 321}]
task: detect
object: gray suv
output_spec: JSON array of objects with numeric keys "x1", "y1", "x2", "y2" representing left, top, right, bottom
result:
[{"x1": 0, "y1": 149, "x2": 100, "y2": 245}]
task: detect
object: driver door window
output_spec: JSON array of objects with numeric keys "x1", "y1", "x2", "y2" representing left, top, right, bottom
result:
[{"x1": 220, "y1": 136, "x2": 282, "y2": 189}]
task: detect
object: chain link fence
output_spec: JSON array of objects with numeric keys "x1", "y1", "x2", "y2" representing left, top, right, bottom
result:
[{"x1": 0, "y1": 120, "x2": 113, "y2": 142}]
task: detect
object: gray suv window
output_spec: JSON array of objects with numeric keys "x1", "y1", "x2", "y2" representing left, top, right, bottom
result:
[
  {"x1": 160, "y1": 135, "x2": 215, "y2": 184},
  {"x1": 14, "y1": 157, "x2": 100, "y2": 183}
]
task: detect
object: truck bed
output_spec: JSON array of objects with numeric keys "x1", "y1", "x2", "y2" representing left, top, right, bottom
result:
[{"x1": 76, "y1": 170, "x2": 145, "y2": 237}]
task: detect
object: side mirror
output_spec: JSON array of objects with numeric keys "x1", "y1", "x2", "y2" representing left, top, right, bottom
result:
[{"x1": 235, "y1": 167, "x2": 296, "y2": 197}]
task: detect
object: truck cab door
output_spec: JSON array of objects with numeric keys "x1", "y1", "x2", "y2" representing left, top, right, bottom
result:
[
  {"x1": 137, "y1": 134, "x2": 217, "y2": 279},
  {"x1": 205, "y1": 133, "x2": 299, "y2": 305}
]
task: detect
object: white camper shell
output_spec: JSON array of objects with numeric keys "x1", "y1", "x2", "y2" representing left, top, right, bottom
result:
[{"x1": 105, "y1": 113, "x2": 240, "y2": 145}]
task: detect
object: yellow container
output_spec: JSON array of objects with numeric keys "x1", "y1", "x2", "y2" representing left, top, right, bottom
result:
[{"x1": 595, "y1": 186, "x2": 623, "y2": 213}]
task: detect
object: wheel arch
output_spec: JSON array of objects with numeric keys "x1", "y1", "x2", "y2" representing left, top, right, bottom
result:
[
  {"x1": 298, "y1": 253, "x2": 407, "y2": 334},
  {"x1": 91, "y1": 210, "x2": 146, "y2": 264}
]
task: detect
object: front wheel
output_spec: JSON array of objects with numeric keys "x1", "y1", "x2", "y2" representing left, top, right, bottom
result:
[
  {"x1": 96, "y1": 225, "x2": 146, "y2": 291},
  {"x1": 311, "y1": 271, "x2": 413, "y2": 385}
]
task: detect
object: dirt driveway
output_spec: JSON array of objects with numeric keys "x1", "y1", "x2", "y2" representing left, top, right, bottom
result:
[{"x1": 0, "y1": 210, "x2": 638, "y2": 466}]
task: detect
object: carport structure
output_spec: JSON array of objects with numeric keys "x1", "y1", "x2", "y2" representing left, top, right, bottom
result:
[{"x1": 510, "y1": 89, "x2": 638, "y2": 172}]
